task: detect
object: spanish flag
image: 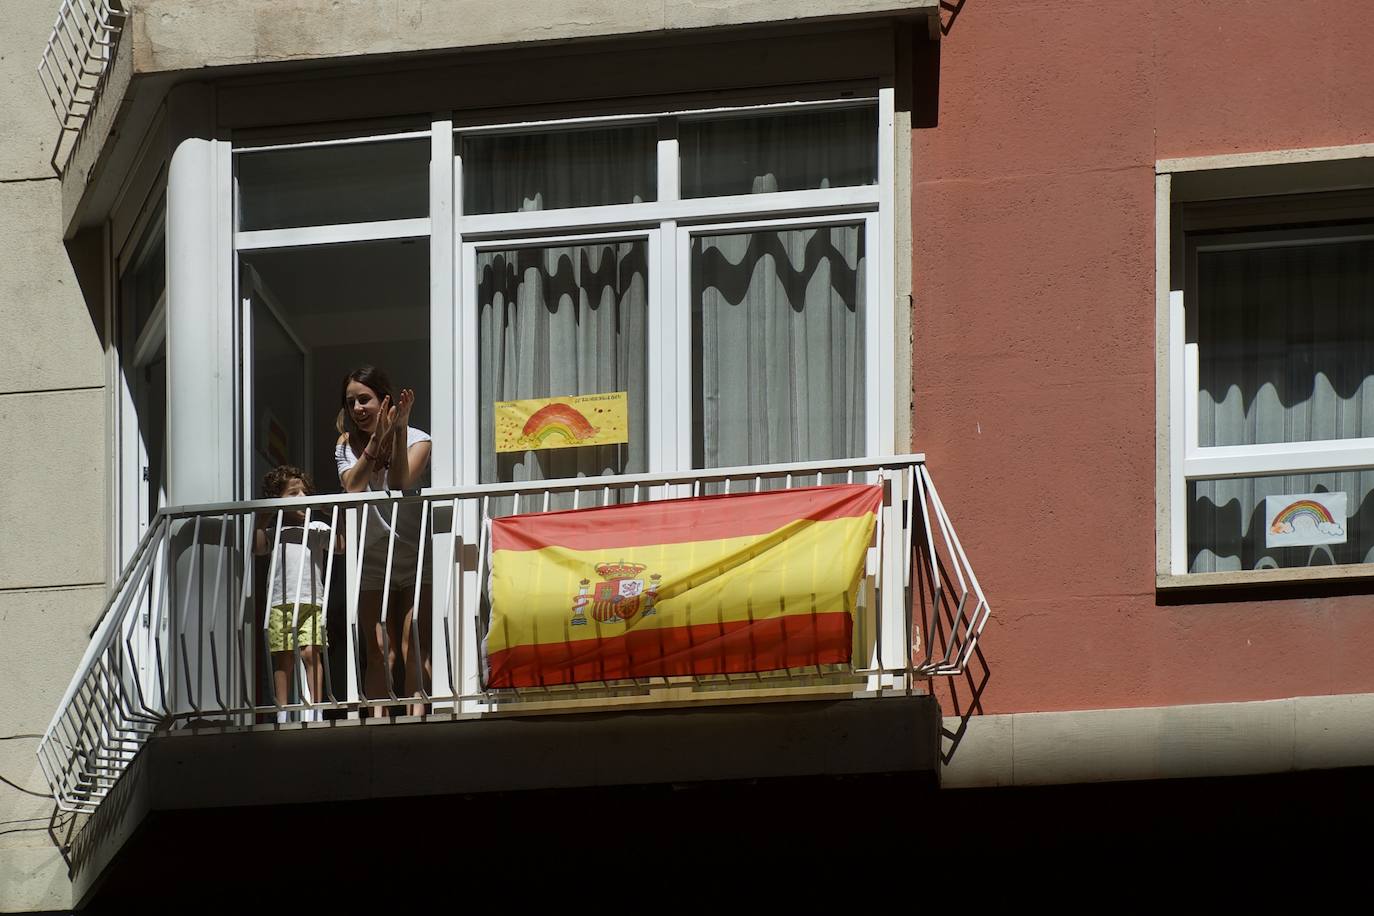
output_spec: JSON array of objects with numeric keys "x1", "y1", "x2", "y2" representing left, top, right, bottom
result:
[{"x1": 485, "y1": 484, "x2": 881, "y2": 688}]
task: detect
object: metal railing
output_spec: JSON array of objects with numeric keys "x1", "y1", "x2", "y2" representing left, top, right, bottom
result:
[
  {"x1": 37, "y1": 454, "x2": 989, "y2": 812},
  {"x1": 37, "y1": 0, "x2": 126, "y2": 170}
]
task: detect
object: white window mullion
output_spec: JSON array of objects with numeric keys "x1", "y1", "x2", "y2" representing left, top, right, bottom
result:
[
  {"x1": 877, "y1": 87, "x2": 896, "y2": 457},
  {"x1": 647, "y1": 225, "x2": 671, "y2": 473},
  {"x1": 672, "y1": 222, "x2": 692, "y2": 475},
  {"x1": 430, "y1": 118, "x2": 457, "y2": 707},
  {"x1": 865, "y1": 212, "x2": 885, "y2": 459},
  {"x1": 458, "y1": 241, "x2": 480, "y2": 487},
  {"x1": 657, "y1": 120, "x2": 680, "y2": 205},
  {"x1": 1169, "y1": 289, "x2": 1188, "y2": 574},
  {"x1": 456, "y1": 187, "x2": 880, "y2": 239},
  {"x1": 655, "y1": 123, "x2": 683, "y2": 475},
  {"x1": 236, "y1": 218, "x2": 431, "y2": 250},
  {"x1": 430, "y1": 119, "x2": 456, "y2": 490},
  {"x1": 453, "y1": 132, "x2": 468, "y2": 483}
]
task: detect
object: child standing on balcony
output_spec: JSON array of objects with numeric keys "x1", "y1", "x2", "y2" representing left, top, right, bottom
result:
[{"x1": 255, "y1": 466, "x2": 335, "y2": 724}]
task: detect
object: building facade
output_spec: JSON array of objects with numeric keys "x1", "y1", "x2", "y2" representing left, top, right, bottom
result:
[{"x1": 3, "y1": 0, "x2": 1374, "y2": 909}]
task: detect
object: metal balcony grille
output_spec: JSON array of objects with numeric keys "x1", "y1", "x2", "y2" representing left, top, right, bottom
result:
[{"x1": 37, "y1": 0, "x2": 125, "y2": 169}]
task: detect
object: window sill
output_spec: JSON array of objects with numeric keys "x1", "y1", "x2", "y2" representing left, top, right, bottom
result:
[{"x1": 1157, "y1": 563, "x2": 1374, "y2": 591}]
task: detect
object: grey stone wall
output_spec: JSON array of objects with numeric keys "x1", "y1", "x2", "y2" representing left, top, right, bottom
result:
[{"x1": 0, "y1": 2, "x2": 107, "y2": 910}]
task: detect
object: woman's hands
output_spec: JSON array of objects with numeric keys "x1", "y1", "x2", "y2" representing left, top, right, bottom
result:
[
  {"x1": 387, "y1": 390, "x2": 423, "y2": 491},
  {"x1": 371, "y1": 389, "x2": 414, "y2": 453}
]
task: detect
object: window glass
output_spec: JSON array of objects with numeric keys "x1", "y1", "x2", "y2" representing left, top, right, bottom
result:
[
  {"x1": 239, "y1": 239, "x2": 430, "y2": 494},
  {"x1": 119, "y1": 212, "x2": 167, "y2": 545},
  {"x1": 130, "y1": 220, "x2": 165, "y2": 333},
  {"x1": 1197, "y1": 235, "x2": 1374, "y2": 447},
  {"x1": 236, "y1": 139, "x2": 429, "y2": 231},
  {"x1": 477, "y1": 240, "x2": 649, "y2": 497},
  {"x1": 1188, "y1": 471, "x2": 1374, "y2": 572},
  {"x1": 680, "y1": 106, "x2": 877, "y2": 198},
  {"x1": 691, "y1": 224, "x2": 865, "y2": 470},
  {"x1": 462, "y1": 125, "x2": 656, "y2": 214}
]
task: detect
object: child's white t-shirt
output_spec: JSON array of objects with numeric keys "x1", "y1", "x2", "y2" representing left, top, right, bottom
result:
[{"x1": 267, "y1": 521, "x2": 332, "y2": 610}]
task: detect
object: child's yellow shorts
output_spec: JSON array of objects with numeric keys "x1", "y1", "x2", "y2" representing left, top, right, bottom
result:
[{"x1": 267, "y1": 604, "x2": 325, "y2": 652}]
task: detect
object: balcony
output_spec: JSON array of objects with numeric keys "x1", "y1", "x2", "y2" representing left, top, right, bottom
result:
[
  {"x1": 39, "y1": 454, "x2": 984, "y2": 902},
  {"x1": 41, "y1": 453, "x2": 987, "y2": 811}
]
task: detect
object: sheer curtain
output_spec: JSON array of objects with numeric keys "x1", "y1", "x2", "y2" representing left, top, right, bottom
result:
[
  {"x1": 692, "y1": 225, "x2": 865, "y2": 471},
  {"x1": 478, "y1": 242, "x2": 648, "y2": 505},
  {"x1": 1191, "y1": 238, "x2": 1374, "y2": 571}
]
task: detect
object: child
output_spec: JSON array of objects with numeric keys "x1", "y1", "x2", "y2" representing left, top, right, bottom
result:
[{"x1": 255, "y1": 466, "x2": 334, "y2": 724}]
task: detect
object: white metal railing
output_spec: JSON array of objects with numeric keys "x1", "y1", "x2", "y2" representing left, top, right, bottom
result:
[
  {"x1": 36, "y1": 454, "x2": 989, "y2": 812},
  {"x1": 37, "y1": 0, "x2": 125, "y2": 166}
]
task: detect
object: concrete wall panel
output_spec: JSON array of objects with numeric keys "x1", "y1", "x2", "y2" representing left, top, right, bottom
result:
[
  {"x1": 0, "y1": 586, "x2": 97, "y2": 910},
  {"x1": 0, "y1": 390, "x2": 105, "y2": 590},
  {"x1": 914, "y1": 0, "x2": 1155, "y2": 181},
  {"x1": 130, "y1": 0, "x2": 933, "y2": 72},
  {"x1": 0, "y1": 0, "x2": 62, "y2": 181},
  {"x1": 0, "y1": 585, "x2": 103, "y2": 736},
  {"x1": 0, "y1": 847, "x2": 70, "y2": 913},
  {"x1": 1155, "y1": 1, "x2": 1374, "y2": 159},
  {"x1": 0, "y1": 180, "x2": 104, "y2": 393}
]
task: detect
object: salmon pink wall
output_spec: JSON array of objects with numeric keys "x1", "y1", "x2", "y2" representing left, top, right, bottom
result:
[{"x1": 914, "y1": 0, "x2": 1374, "y2": 713}]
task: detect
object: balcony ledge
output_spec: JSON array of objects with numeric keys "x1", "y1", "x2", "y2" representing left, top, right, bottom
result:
[
  {"x1": 69, "y1": 694, "x2": 939, "y2": 905},
  {"x1": 128, "y1": 0, "x2": 939, "y2": 74}
]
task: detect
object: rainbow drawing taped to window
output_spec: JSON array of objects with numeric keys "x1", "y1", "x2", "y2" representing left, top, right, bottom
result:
[
  {"x1": 1264, "y1": 492, "x2": 1347, "y2": 548},
  {"x1": 493, "y1": 391, "x2": 630, "y2": 453}
]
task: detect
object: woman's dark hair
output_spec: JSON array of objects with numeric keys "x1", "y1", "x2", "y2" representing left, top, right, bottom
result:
[
  {"x1": 337, "y1": 365, "x2": 396, "y2": 440},
  {"x1": 263, "y1": 465, "x2": 314, "y2": 499}
]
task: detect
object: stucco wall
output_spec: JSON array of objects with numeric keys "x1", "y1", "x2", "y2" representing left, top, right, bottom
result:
[
  {"x1": 0, "y1": 1, "x2": 103, "y2": 910},
  {"x1": 914, "y1": 0, "x2": 1374, "y2": 714},
  {"x1": 126, "y1": 0, "x2": 936, "y2": 72}
]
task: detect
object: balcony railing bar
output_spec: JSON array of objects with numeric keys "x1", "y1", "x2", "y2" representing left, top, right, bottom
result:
[{"x1": 162, "y1": 453, "x2": 930, "y2": 519}]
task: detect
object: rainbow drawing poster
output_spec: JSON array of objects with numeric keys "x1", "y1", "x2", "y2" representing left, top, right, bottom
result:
[
  {"x1": 493, "y1": 391, "x2": 629, "y2": 454},
  {"x1": 1264, "y1": 492, "x2": 1347, "y2": 548}
]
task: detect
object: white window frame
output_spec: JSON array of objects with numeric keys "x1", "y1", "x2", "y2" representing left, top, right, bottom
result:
[
  {"x1": 228, "y1": 89, "x2": 896, "y2": 493},
  {"x1": 114, "y1": 204, "x2": 168, "y2": 566},
  {"x1": 452, "y1": 91, "x2": 895, "y2": 485},
  {"x1": 458, "y1": 226, "x2": 665, "y2": 480},
  {"x1": 1156, "y1": 144, "x2": 1374, "y2": 585},
  {"x1": 210, "y1": 87, "x2": 898, "y2": 710}
]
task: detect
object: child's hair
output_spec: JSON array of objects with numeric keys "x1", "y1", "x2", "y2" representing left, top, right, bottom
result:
[{"x1": 263, "y1": 465, "x2": 314, "y2": 499}]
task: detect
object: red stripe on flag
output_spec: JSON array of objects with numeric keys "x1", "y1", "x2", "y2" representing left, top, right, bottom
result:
[
  {"x1": 491, "y1": 483, "x2": 881, "y2": 552},
  {"x1": 484, "y1": 613, "x2": 854, "y2": 688}
]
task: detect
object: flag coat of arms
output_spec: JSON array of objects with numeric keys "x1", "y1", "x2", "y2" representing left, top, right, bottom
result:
[{"x1": 484, "y1": 484, "x2": 881, "y2": 688}]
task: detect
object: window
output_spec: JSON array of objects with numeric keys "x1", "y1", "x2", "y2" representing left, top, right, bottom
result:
[
  {"x1": 457, "y1": 98, "x2": 888, "y2": 491},
  {"x1": 1161, "y1": 155, "x2": 1374, "y2": 580},
  {"x1": 229, "y1": 95, "x2": 894, "y2": 503},
  {"x1": 116, "y1": 204, "x2": 167, "y2": 562},
  {"x1": 234, "y1": 133, "x2": 433, "y2": 501}
]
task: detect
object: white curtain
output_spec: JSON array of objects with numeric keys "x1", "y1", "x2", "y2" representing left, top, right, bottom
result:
[
  {"x1": 1191, "y1": 239, "x2": 1374, "y2": 571},
  {"x1": 692, "y1": 225, "x2": 865, "y2": 472},
  {"x1": 478, "y1": 242, "x2": 648, "y2": 506}
]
